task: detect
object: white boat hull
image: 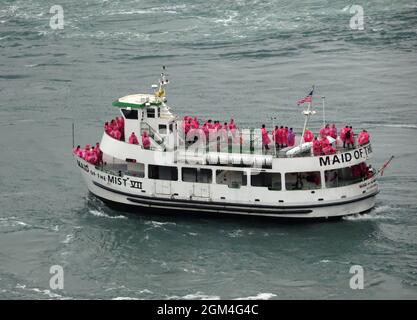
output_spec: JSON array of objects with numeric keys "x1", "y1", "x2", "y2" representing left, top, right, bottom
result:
[{"x1": 78, "y1": 161, "x2": 378, "y2": 220}]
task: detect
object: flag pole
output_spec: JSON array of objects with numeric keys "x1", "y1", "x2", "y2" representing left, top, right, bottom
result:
[
  {"x1": 299, "y1": 85, "x2": 314, "y2": 146},
  {"x1": 271, "y1": 116, "x2": 277, "y2": 157},
  {"x1": 321, "y1": 96, "x2": 325, "y2": 127}
]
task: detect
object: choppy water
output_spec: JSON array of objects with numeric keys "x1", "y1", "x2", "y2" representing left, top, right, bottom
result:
[{"x1": 1, "y1": 0, "x2": 417, "y2": 299}]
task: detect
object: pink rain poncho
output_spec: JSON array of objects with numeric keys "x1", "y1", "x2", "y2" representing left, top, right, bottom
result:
[
  {"x1": 358, "y1": 130, "x2": 369, "y2": 145},
  {"x1": 128, "y1": 132, "x2": 139, "y2": 145},
  {"x1": 104, "y1": 122, "x2": 112, "y2": 134},
  {"x1": 282, "y1": 127, "x2": 289, "y2": 146},
  {"x1": 261, "y1": 127, "x2": 271, "y2": 145},
  {"x1": 348, "y1": 127, "x2": 355, "y2": 144},
  {"x1": 73, "y1": 146, "x2": 81, "y2": 155},
  {"x1": 288, "y1": 129, "x2": 296, "y2": 146},
  {"x1": 320, "y1": 124, "x2": 331, "y2": 139},
  {"x1": 330, "y1": 124, "x2": 337, "y2": 139},
  {"x1": 95, "y1": 143, "x2": 102, "y2": 163},
  {"x1": 116, "y1": 117, "x2": 124, "y2": 130},
  {"x1": 184, "y1": 120, "x2": 191, "y2": 135},
  {"x1": 142, "y1": 131, "x2": 151, "y2": 149},
  {"x1": 313, "y1": 138, "x2": 322, "y2": 156},
  {"x1": 228, "y1": 119, "x2": 236, "y2": 130},
  {"x1": 113, "y1": 129, "x2": 122, "y2": 140},
  {"x1": 276, "y1": 127, "x2": 284, "y2": 145},
  {"x1": 303, "y1": 129, "x2": 314, "y2": 142},
  {"x1": 340, "y1": 126, "x2": 348, "y2": 142},
  {"x1": 192, "y1": 117, "x2": 199, "y2": 129}
]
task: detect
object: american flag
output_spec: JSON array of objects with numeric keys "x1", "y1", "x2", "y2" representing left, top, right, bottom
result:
[{"x1": 297, "y1": 89, "x2": 314, "y2": 105}]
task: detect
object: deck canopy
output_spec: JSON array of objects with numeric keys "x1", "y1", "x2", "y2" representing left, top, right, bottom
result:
[{"x1": 112, "y1": 93, "x2": 162, "y2": 109}]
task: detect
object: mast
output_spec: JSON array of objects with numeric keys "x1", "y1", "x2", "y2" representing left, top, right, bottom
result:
[
  {"x1": 321, "y1": 96, "x2": 326, "y2": 127},
  {"x1": 271, "y1": 116, "x2": 277, "y2": 157}
]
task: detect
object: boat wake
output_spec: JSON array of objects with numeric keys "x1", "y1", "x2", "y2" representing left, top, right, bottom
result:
[
  {"x1": 167, "y1": 292, "x2": 221, "y2": 300},
  {"x1": 88, "y1": 209, "x2": 126, "y2": 219},
  {"x1": 234, "y1": 292, "x2": 277, "y2": 300},
  {"x1": 144, "y1": 220, "x2": 177, "y2": 229},
  {"x1": 343, "y1": 205, "x2": 396, "y2": 221}
]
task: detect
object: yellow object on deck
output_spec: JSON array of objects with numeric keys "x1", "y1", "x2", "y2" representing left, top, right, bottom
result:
[{"x1": 155, "y1": 89, "x2": 165, "y2": 97}]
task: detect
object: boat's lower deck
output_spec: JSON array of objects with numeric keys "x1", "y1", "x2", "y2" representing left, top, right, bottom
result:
[{"x1": 76, "y1": 158, "x2": 379, "y2": 219}]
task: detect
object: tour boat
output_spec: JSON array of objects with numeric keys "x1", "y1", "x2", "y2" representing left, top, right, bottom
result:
[{"x1": 73, "y1": 70, "x2": 382, "y2": 220}]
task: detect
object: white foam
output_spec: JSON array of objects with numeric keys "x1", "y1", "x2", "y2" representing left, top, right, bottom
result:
[
  {"x1": 0, "y1": 217, "x2": 30, "y2": 228},
  {"x1": 16, "y1": 284, "x2": 71, "y2": 299},
  {"x1": 145, "y1": 220, "x2": 176, "y2": 228},
  {"x1": 89, "y1": 210, "x2": 126, "y2": 219},
  {"x1": 112, "y1": 296, "x2": 140, "y2": 300},
  {"x1": 235, "y1": 293, "x2": 277, "y2": 300},
  {"x1": 168, "y1": 292, "x2": 220, "y2": 300},
  {"x1": 62, "y1": 234, "x2": 74, "y2": 244},
  {"x1": 343, "y1": 211, "x2": 394, "y2": 221},
  {"x1": 227, "y1": 229, "x2": 244, "y2": 238}
]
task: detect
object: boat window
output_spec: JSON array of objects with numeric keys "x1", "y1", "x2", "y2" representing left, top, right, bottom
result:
[
  {"x1": 325, "y1": 163, "x2": 368, "y2": 188},
  {"x1": 148, "y1": 165, "x2": 178, "y2": 181},
  {"x1": 182, "y1": 168, "x2": 212, "y2": 183},
  {"x1": 147, "y1": 108, "x2": 155, "y2": 118},
  {"x1": 159, "y1": 124, "x2": 167, "y2": 134},
  {"x1": 121, "y1": 109, "x2": 138, "y2": 119},
  {"x1": 126, "y1": 161, "x2": 145, "y2": 178},
  {"x1": 157, "y1": 107, "x2": 161, "y2": 118},
  {"x1": 216, "y1": 170, "x2": 247, "y2": 188},
  {"x1": 251, "y1": 172, "x2": 282, "y2": 190},
  {"x1": 169, "y1": 123, "x2": 173, "y2": 133},
  {"x1": 285, "y1": 171, "x2": 321, "y2": 190}
]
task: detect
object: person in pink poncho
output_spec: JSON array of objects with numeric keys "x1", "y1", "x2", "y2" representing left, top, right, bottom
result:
[
  {"x1": 104, "y1": 122, "x2": 112, "y2": 134},
  {"x1": 358, "y1": 129, "x2": 370, "y2": 145},
  {"x1": 192, "y1": 117, "x2": 199, "y2": 129},
  {"x1": 228, "y1": 119, "x2": 236, "y2": 130},
  {"x1": 313, "y1": 137, "x2": 322, "y2": 156},
  {"x1": 116, "y1": 116, "x2": 124, "y2": 130},
  {"x1": 73, "y1": 145, "x2": 81, "y2": 156},
  {"x1": 330, "y1": 124, "x2": 337, "y2": 139},
  {"x1": 320, "y1": 124, "x2": 331, "y2": 139},
  {"x1": 283, "y1": 127, "x2": 289, "y2": 147},
  {"x1": 288, "y1": 128, "x2": 296, "y2": 147},
  {"x1": 272, "y1": 126, "x2": 279, "y2": 150},
  {"x1": 94, "y1": 142, "x2": 102, "y2": 164},
  {"x1": 261, "y1": 124, "x2": 270, "y2": 152},
  {"x1": 340, "y1": 125, "x2": 348, "y2": 148},
  {"x1": 128, "y1": 132, "x2": 139, "y2": 145},
  {"x1": 348, "y1": 126, "x2": 355, "y2": 147},
  {"x1": 303, "y1": 129, "x2": 314, "y2": 142},
  {"x1": 142, "y1": 131, "x2": 151, "y2": 149}
]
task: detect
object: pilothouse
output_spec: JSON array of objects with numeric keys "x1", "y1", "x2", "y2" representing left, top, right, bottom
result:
[{"x1": 73, "y1": 69, "x2": 388, "y2": 220}]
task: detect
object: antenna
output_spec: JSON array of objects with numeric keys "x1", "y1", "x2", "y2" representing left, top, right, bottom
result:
[{"x1": 72, "y1": 122, "x2": 75, "y2": 148}]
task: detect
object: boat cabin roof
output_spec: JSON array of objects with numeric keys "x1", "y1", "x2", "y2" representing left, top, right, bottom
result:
[{"x1": 112, "y1": 94, "x2": 163, "y2": 109}]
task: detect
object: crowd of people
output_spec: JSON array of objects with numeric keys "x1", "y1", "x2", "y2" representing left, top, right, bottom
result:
[
  {"x1": 182, "y1": 116, "x2": 238, "y2": 138},
  {"x1": 128, "y1": 131, "x2": 151, "y2": 149},
  {"x1": 73, "y1": 143, "x2": 102, "y2": 165},
  {"x1": 101, "y1": 114, "x2": 371, "y2": 157},
  {"x1": 104, "y1": 117, "x2": 125, "y2": 141},
  {"x1": 261, "y1": 123, "x2": 371, "y2": 155},
  {"x1": 261, "y1": 125, "x2": 296, "y2": 152}
]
